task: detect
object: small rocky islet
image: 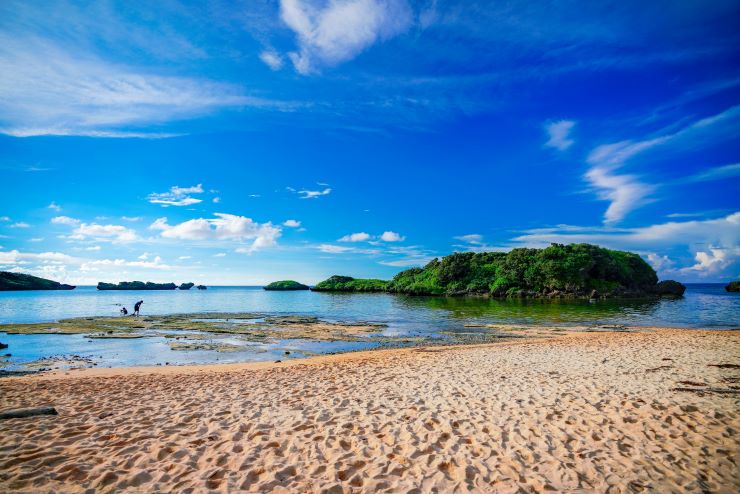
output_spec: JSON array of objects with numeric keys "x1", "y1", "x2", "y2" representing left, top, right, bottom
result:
[
  {"x1": 725, "y1": 281, "x2": 740, "y2": 292},
  {"x1": 263, "y1": 280, "x2": 310, "y2": 291}
]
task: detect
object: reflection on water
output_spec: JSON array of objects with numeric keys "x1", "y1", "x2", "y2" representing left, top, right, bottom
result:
[{"x1": 0, "y1": 284, "x2": 737, "y2": 370}]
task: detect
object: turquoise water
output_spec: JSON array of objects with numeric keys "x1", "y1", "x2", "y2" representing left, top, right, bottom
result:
[{"x1": 0, "y1": 284, "x2": 737, "y2": 370}]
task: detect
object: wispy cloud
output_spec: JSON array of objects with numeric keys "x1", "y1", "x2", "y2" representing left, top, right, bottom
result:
[
  {"x1": 0, "y1": 36, "x2": 299, "y2": 137},
  {"x1": 544, "y1": 120, "x2": 575, "y2": 151},
  {"x1": 283, "y1": 219, "x2": 302, "y2": 228},
  {"x1": 280, "y1": 0, "x2": 413, "y2": 74},
  {"x1": 585, "y1": 105, "x2": 740, "y2": 224},
  {"x1": 680, "y1": 163, "x2": 740, "y2": 183},
  {"x1": 47, "y1": 202, "x2": 61, "y2": 212},
  {"x1": 148, "y1": 184, "x2": 204, "y2": 207},
  {"x1": 259, "y1": 51, "x2": 284, "y2": 70}
]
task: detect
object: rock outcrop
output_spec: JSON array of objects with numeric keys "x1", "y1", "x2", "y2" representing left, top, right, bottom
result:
[
  {"x1": 97, "y1": 281, "x2": 177, "y2": 290},
  {"x1": 179, "y1": 283, "x2": 195, "y2": 290},
  {"x1": 726, "y1": 281, "x2": 740, "y2": 293}
]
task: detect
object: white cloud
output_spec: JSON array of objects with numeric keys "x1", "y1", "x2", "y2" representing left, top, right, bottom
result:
[
  {"x1": 85, "y1": 245, "x2": 101, "y2": 251},
  {"x1": 681, "y1": 247, "x2": 740, "y2": 276},
  {"x1": 339, "y1": 232, "x2": 371, "y2": 242},
  {"x1": 9, "y1": 222, "x2": 30, "y2": 228},
  {"x1": 544, "y1": 120, "x2": 575, "y2": 151},
  {"x1": 178, "y1": 255, "x2": 192, "y2": 260},
  {"x1": 0, "y1": 250, "x2": 75, "y2": 266},
  {"x1": 150, "y1": 213, "x2": 281, "y2": 253},
  {"x1": 138, "y1": 253, "x2": 150, "y2": 260},
  {"x1": 213, "y1": 252, "x2": 227, "y2": 257},
  {"x1": 58, "y1": 220, "x2": 138, "y2": 243},
  {"x1": 0, "y1": 216, "x2": 10, "y2": 221},
  {"x1": 80, "y1": 256, "x2": 173, "y2": 272},
  {"x1": 212, "y1": 197, "x2": 221, "y2": 204},
  {"x1": 380, "y1": 231, "x2": 405, "y2": 242},
  {"x1": 280, "y1": 0, "x2": 413, "y2": 74},
  {"x1": 47, "y1": 201, "x2": 61, "y2": 212},
  {"x1": 283, "y1": 219, "x2": 301, "y2": 227},
  {"x1": 293, "y1": 187, "x2": 332, "y2": 199},
  {"x1": 148, "y1": 184, "x2": 204, "y2": 207},
  {"x1": 121, "y1": 216, "x2": 142, "y2": 222},
  {"x1": 260, "y1": 51, "x2": 284, "y2": 70},
  {"x1": 29, "y1": 237, "x2": 44, "y2": 242},
  {"x1": 51, "y1": 216, "x2": 80, "y2": 225}
]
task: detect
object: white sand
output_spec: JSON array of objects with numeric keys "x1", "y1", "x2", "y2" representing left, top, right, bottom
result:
[{"x1": 1, "y1": 328, "x2": 738, "y2": 493}]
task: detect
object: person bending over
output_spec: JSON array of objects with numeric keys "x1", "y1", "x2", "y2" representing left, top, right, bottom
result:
[{"x1": 133, "y1": 300, "x2": 143, "y2": 316}]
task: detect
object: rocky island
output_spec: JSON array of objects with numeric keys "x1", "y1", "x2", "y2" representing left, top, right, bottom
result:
[
  {"x1": 314, "y1": 244, "x2": 686, "y2": 299},
  {"x1": 725, "y1": 281, "x2": 740, "y2": 292},
  {"x1": 97, "y1": 281, "x2": 177, "y2": 290},
  {"x1": 263, "y1": 280, "x2": 310, "y2": 291},
  {"x1": 178, "y1": 282, "x2": 195, "y2": 290},
  {"x1": 197, "y1": 285, "x2": 207, "y2": 290},
  {"x1": 0, "y1": 271, "x2": 75, "y2": 291}
]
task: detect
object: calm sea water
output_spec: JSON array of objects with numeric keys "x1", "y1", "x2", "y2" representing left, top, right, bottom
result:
[{"x1": 1, "y1": 284, "x2": 737, "y2": 369}]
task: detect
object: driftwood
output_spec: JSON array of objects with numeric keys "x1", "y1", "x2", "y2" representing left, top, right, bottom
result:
[{"x1": 0, "y1": 406, "x2": 58, "y2": 420}]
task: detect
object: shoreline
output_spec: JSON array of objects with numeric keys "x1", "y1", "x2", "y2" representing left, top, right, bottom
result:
[{"x1": 2, "y1": 328, "x2": 739, "y2": 492}]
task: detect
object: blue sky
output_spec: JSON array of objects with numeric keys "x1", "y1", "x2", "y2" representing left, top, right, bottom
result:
[{"x1": 0, "y1": 0, "x2": 738, "y2": 285}]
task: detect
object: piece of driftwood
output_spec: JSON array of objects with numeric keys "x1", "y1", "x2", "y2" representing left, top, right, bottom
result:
[{"x1": 0, "y1": 406, "x2": 58, "y2": 420}]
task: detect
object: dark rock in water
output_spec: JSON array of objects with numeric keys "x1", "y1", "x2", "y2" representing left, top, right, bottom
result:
[
  {"x1": 655, "y1": 280, "x2": 686, "y2": 297},
  {"x1": 97, "y1": 281, "x2": 177, "y2": 290},
  {"x1": 197, "y1": 285, "x2": 207, "y2": 290},
  {"x1": 179, "y1": 282, "x2": 195, "y2": 290},
  {"x1": 725, "y1": 281, "x2": 740, "y2": 293},
  {"x1": 0, "y1": 271, "x2": 75, "y2": 291},
  {"x1": 0, "y1": 406, "x2": 58, "y2": 420},
  {"x1": 264, "y1": 280, "x2": 310, "y2": 291},
  {"x1": 0, "y1": 342, "x2": 7, "y2": 350}
]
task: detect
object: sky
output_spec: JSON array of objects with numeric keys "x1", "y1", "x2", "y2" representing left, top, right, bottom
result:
[{"x1": 0, "y1": 0, "x2": 738, "y2": 285}]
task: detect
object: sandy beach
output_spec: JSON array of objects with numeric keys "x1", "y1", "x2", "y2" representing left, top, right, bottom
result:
[{"x1": 1, "y1": 328, "x2": 738, "y2": 493}]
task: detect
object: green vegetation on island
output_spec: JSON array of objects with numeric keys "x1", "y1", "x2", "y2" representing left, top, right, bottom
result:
[
  {"x1": 179, "y1": 282, "x2": 195, "y2": 290},
  {"x1": 0, "y1": 272, "x2": 75, "y2": 291},
  {"x1": 264, "y1": 280, "x2": 310, "y2": 291},
  {"x1": 97, "y1": 281, "x2": 177, "y2": 290},
  {"x1": 314, "y1": 244, "x2": 686, "y2": 299},
  {"x1": 311, "y1": 275, "x2": 389, "y2": 292},
  {"x1": 726, "y1": 281, "x2": 740, "y2": 293}
]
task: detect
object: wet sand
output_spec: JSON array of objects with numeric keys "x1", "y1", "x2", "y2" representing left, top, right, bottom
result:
[{"x1": 1, "y1": 328, "x2": 738, "y2": 493}]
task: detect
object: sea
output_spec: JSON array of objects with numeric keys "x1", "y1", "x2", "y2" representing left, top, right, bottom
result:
[{"x1": 1, "y1": 284, "x2": 737, "y2": 370}]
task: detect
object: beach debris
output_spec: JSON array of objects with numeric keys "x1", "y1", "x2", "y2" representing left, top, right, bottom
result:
[
  {"x1": 672, "y1": 387, "x2": 740, "y2": 396},
  {"x1": 708, "y1": 363, "x2": 740, "y2": 369},
  {"x1": 646, "y1": 365, "x2": 672, "y2": 372},
  {"x1": 0, "y1": 406, "x2": 58, "y2": 420}
]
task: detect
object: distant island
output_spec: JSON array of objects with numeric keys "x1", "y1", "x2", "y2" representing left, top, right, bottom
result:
[
  {"x1": 313, "y1": 244, "x2": 686, "y2": 299},
  {"x1": 197, "y1": 285, "x2": 207, "y2": 290},
  {"x1": 97, "y1": 281, "x2": 177, "y2": 290},
  {"x1": 179, "y1": 282, "x2": 195, "y2": 290},
  {"x1": 264, "y1": 280, "x2": 310, "y2": 291},
  {"x1": 726, "y1": 281, "x2": 740, "y2": 292},
  {"x1": 0, "y1": 271, "x2": 76, "y2": 291}
]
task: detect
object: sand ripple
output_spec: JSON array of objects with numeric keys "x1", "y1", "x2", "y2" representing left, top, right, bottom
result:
[{"x1": 1, "y1": 329, "x2": 738, "y2": 493}]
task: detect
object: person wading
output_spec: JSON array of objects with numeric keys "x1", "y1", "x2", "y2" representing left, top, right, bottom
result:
[{"x1": 133, "y1": 300, "x2": 143, "y2": 316}]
